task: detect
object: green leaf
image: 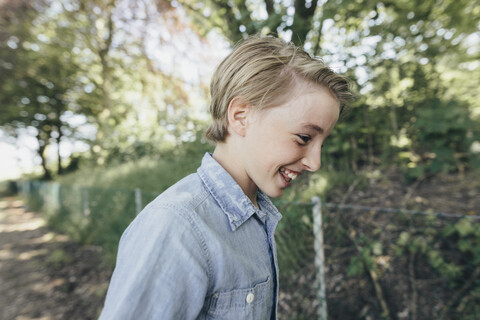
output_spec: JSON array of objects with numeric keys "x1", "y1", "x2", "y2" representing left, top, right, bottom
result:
[{"x1": 455, "y1": 219, "x2": 474, "y2": 237}]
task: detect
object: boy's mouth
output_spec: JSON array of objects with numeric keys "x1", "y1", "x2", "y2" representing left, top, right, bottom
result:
[{"x1": 279, "y1": 167, "x2": 299, "y2": 183}]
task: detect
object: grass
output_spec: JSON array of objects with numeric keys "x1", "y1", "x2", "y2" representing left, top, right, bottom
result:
[
  {"x1": 30, "y1": 144, "x2": 214, "y2": 266},
  {"x1": 57, "y1": 144, "x2": 212, "y2": 193}
]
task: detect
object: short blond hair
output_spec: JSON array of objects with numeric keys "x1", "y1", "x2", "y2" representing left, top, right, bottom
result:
[{"x1": 205, "y1": 35, "x2": 352, "y2": 143}]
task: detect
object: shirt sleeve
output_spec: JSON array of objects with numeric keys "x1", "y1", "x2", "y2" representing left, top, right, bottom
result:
[{"x1": 99, "y1": 203, "x2": 211, "y2": 319}]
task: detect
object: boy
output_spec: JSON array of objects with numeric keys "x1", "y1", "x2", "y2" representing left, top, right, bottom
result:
[{"x1": 99, "y1": 35, "x2": 352, "y2": 319}]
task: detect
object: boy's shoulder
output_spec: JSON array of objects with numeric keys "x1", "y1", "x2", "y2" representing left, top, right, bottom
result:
[
  {"x1": 123, "y1": 172, "x2": 212, "y2": 239},
  {"x1": 150, "y1": 172, "x2": 210, "y2": 213}
]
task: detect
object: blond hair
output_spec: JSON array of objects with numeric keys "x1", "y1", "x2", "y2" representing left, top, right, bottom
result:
[{"x1": 205, "y1": 35, "x2": 352, "y2": 143}]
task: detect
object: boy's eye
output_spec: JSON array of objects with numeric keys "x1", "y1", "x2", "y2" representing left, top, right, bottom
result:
[{"x1": 297, "y1": 135, "x2": 311, "y2": 144}]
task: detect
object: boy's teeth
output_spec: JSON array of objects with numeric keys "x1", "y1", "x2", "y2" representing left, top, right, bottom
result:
[
  {"x1": 287, "y1": 173, "x2": 297, "y2": 180},
  {"x1": 281, "y1": 167, "x2": 298, "y2": 180}
]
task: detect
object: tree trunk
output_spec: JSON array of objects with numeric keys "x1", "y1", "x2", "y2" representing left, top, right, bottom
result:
[
  {"x1": 37, "y1": 141, "x2": 51, "y2": 180},
  {"x1": 96, "y1": 0, "x2": 115, "y2": 143},
  {"x1": 350, "y1": 136, "x2": 358, "y2": 172},
  {"x1": 363, "y1": 104, "x2": 375, "y2": 166},
  {"x1": 290, "y1": 0, "x2": 318, "y2": 46},
  {"x1": 99, "y1": 50, "x2": 112, "y2": 113},
  {"x1": 99, "y1": 6, "x2": 114, "y2": 115},
  {"x1": 56, "y1": 126, "x2": 63, "y2": 175},
  {"x1": 313, "y1": 9, "x2": 325, "y2": 56},
  {"x1": 390, "y1": 103, "x2": 399, "y2": 138}
]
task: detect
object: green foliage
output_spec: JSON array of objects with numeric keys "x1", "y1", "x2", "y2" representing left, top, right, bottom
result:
[
  {"x1": 406, "y1": 98, "x2": 479, "y2": 176},
  {"x1": 22, "y1": 139, "x2": 213, "y2": 264},
  {"x1": 1, "y1": 0, "x2": 204, "y2": 180},
  {"x1": 346, "y1": 255, "x2": 365, "y2": 277},
  {"x1": 0, "y1": 1, "x2": 81, "y2": 179},
  {"x1": 274, "y1": 202, "x2": 314, "y2": 279},
  {"x1": 46, "y1": 249, "x2": 73, "y2": 268},
  {"x1": 428, "y1": 249, "x2": 463, "y2": 279},
  {"x1": 22, "y1": 180, "x2": 153, "y2": 265},
  {"x1": 346, "y1": 238, "x2": 382, "y2": 277},
  {"x1": 282, "y1": 166, "x2": 366, "y2": 204},
  {"x1": 324, "y1": 206, "x2": 480, "y2": 319},
  {"x1": 445, "y1": 218, "x2": 480, "y2": 264},
  {"x1": 57, "y1": 139, "x2": 213, "y2": 193},
  {"x1": 392, "y1": 215, "x2": 480, "y2": 306},
  {"x1": 2, "y1": 0, "x2": 480, "y2": 183},
  {"x1": 178, "y1": 0, "x2": 315, "y2": 46}
]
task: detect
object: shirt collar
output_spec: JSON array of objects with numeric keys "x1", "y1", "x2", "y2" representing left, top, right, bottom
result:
[{"x1": 197, "y1": 153, "x2": 282, "y2": 231}]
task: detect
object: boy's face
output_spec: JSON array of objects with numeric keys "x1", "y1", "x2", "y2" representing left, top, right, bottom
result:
[{"x1": 242, "y1": 82, "x2": 340, "y2": 198}]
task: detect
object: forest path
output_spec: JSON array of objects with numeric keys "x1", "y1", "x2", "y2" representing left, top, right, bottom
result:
[{"x1": 0, "y1": 197, "x2": 111, "y2": 320}]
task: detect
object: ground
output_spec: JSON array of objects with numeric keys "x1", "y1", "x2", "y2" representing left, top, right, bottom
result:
[
  {"x1": 329, "y1": 169, "x2": 480, "y2": 215},
  {"x1": 0, "y1": 197, "x2": 111, "y2": 320}
]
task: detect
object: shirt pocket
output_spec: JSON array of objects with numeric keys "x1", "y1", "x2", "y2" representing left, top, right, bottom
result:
[{"x1": 207, "y1": 277, "x2": 272, "y2": 320}]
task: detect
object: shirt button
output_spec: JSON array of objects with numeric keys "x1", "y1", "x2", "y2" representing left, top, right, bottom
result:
[{"x1": 246, "y1": 292, "x2": 255, "y2": 304}]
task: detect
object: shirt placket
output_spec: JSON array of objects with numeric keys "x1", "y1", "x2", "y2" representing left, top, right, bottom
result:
[{"x1": 263, "y1": 213, "x2": 280, "y2": 320}]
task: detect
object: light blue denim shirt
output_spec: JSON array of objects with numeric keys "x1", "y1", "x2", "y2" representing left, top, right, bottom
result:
[{"x1": 99, "y1": 153, "x2": 282, "y2": 319}]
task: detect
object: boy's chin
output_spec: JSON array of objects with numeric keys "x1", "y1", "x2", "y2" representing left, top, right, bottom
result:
[{"x1": 262, "y1": 188, "x2": 285, "y2": 199}]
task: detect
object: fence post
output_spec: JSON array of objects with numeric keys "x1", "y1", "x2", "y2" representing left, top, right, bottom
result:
[
  {"x1": 135, "y1": 188, "x2": 142, "y2": 215},
  {"x1": 82, "y1": 188, "x2": 90, "y2": 216},
  {"x1": 312, "y1": 196, "x2": 328, "y2": 320},
  {"x1": 23, "y1": 180, "x2": 30, "y2": 195},
  {"x1": 51, "y1": 182, "x2": 60, "y2": 211}
]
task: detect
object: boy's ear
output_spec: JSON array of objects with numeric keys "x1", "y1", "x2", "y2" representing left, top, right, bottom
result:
[{"x1": 227, "y1": 97, "x2": 252, "y2": 137}]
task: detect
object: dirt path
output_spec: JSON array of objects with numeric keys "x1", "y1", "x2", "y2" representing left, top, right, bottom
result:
[{"x1": 0, "y1": 197, "x2": 112, "y2": 320}]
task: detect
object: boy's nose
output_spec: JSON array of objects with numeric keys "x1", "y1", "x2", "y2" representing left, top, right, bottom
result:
[{"x1": 302, "y1": 145, "x2": 322, "y2": 172}]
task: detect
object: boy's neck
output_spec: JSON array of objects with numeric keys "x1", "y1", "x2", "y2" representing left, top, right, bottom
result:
[{"x1": 212, "y1": 144, "x2": 259, "y2": 208}]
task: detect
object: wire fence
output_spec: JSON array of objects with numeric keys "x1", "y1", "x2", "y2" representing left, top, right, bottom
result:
[{"x1": 19, "y1": 180, "x2": 480, "y2": 320}]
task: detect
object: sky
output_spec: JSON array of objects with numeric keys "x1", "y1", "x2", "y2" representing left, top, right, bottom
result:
[
  {"x1": 0, "y1": 136, "x2": 38, "y2": 180},
  {"x1": 0, "y1": 142, "x2": 24, "y2": 180}
]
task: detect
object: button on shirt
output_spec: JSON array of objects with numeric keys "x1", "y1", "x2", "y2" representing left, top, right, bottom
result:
[{"x1": 99, "y1": 153, "x2": 282, "y2": 319}]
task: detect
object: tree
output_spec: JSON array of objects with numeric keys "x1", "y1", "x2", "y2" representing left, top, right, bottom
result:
[
  {"x1": 177, "y1": 0, "x2": 480, "y2": 175},
  {"x1": 1, "y1": 0, "x2": 215, "y2": 177},
  {"x1": 332, "y1": 0, "x2": 480, "y2": 174},
  {"x1": 175, "y1": 0, "x2": 320, "y2": 46},
  {"x1": 0, "y1": 0, "x2": 80, "y2": 179}
]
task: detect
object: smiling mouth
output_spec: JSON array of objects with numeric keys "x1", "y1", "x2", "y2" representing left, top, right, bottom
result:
[{"x1": 279, "y1": 167, "x2": 299, "y2": 183}]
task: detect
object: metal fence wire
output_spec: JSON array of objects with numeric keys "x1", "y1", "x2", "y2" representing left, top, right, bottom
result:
[
  {"x1": 275, "y1": 200, "x2": 480, "y2": 320},
  {"x1": 20, "y1": 181, "x2": 480, "y2": 320}
]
